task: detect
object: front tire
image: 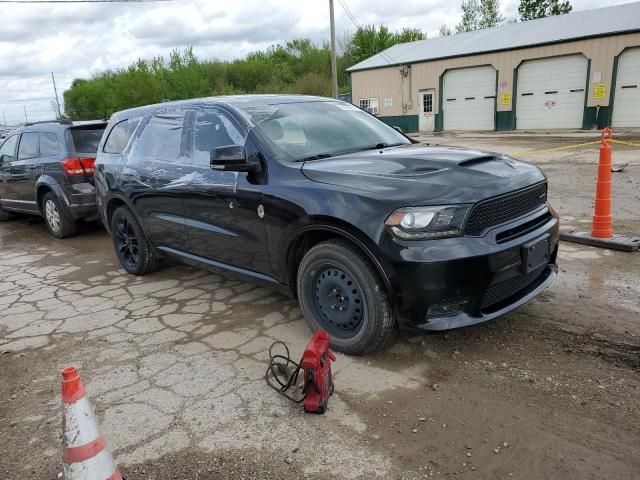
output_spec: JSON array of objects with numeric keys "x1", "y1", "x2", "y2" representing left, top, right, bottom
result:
[
  {"x1": 297, "y1": 239, "x2": 394, "y2": 355},
  {"x1": 42, "y1": 192, "x2": 77, "y2": 238},
  {"x1": 110, "y1": 206, "x2": 159, "y2": 275}
]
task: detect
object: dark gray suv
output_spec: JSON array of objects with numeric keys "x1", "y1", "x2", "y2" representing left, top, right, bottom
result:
[{"x1": 0, "y1": 120, "x2": 106, "y2": 238}]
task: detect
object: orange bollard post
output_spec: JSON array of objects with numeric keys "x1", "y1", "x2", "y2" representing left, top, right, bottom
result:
[{"x1": 591, "y1": 128, "x2": 613, "y2": 239}]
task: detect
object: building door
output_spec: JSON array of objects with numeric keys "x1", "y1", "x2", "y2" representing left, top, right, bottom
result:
[
  {"x1": 443, "y1": 66, "x2": 496, "y2": 131},
  {"x1": 612, "y1": 48, "x2": 640, "y2": 128},
  {"x1": 516, "y1": 55, "x2": 588, "y2": 129},
  {"x1": 419, "y1": 89, "x2": 435, "y2": 132}
]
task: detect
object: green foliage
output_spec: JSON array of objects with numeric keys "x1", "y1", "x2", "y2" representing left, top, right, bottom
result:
[
  {"x1": 63, "y1": 26, "x2": 428, "y2": 120},
  {"x1": 518, "y1": 0, "x2": 572, "y2": 21},
  {"x1": 438, "y1": 24, "x2": 453, "y2": 37},
  {"x1": 456, "y1": 0, "x2": 480, "y2": 33},
  {"x1": 479, "y1": 0, "x2": 505, "y2": 28},
  {"x1": 395, "y1": 27, "x2": 428, "y2": 44},
  {"x1": 347, "y1": 24, "x2": 427, "y2": 66},
  {"x1": 456, "y1": 0, "x2": 505, "y2": 33}
]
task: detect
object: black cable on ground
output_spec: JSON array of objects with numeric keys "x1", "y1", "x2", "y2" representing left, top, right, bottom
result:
[{"x1": 265, "y1": 341, "x2": 305, "y2": 403}]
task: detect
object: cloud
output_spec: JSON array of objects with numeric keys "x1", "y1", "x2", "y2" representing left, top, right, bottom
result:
[{"x1": 0, "y1": 0, "x2": 634, "y2": 124}]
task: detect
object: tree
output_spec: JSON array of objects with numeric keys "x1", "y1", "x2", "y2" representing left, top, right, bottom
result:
[
  {"x1": 479, "y1": 0, "x2": 505, "y2": 28},
  {"x1": 347, "y1": 25, "x2": 427, "y2": 65},
  {"x1": 456, "y1": 0, "x2": 480, "y2": 33},
  {"x1": 518, "y1": 0, "x2": 572, "y2": 21},
  {"x1": 438, "y1": 24, "x2": 453, "y2": 36},
  {"x1": 395, "y1": 27, "x2": 427, "y2": 43},
  {"x1": 456, "y1": 0, "x2": 506, "y2": 33}
]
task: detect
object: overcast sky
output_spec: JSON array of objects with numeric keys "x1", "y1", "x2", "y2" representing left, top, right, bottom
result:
[{"x1": 0, "y1": 0, "x2": 634, "y2": 125}]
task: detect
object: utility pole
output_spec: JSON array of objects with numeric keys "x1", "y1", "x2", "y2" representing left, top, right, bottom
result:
[
  {"x1": 2, "y1": 111, "x2": 6, "y2": 127},
  {"x1": 329, "y1": 0, "x2": 338, "y2": 99},
  {"x1": 24, "y1": 106, "x2": 29, "y2": 124},
  {"x1": 51, "y1": 72, "x2": 62, "y2": 119}
]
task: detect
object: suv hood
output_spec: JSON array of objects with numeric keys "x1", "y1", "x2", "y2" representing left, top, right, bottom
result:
[{"x1": 301, "y1": 144, "x2": 546, "y2": 205}]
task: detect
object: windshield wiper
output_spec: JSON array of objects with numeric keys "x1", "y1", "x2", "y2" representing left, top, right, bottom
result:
[
  {"x1": 349, "y1": 142, "x2": 407, "y2": 153},
  {"x1": 296, "y1": 153, "x2": 334, "y2": 162}
]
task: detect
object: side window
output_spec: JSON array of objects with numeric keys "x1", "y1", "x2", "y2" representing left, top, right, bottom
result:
[
  {"x1": 0, "y1": 135, "x2": 18, "y2": 164},
  {"x1": 192, "y1": 110, "x2": 244, "y2": 166},
  {"x1": 18, "y1": 132, "x2": 39, "y2": 160},
  {"x1": 103, "y1": 118, "x2": 140, "y2": 154},
  {"x1": 131, "y1": 114, "x2": 186, "y2": 163},
  {"x1": 40, "y1": 132, "x2": 61, "y2": 156}
]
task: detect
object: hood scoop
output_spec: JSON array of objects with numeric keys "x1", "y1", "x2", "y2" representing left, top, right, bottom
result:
[{"x1": 458, "y1": 155, "x2": 497, "y2": 167}]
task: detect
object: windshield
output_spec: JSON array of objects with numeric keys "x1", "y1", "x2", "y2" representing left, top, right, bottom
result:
[{"x1": 249, "y1": 101, "x2": 410, "y2": 161}]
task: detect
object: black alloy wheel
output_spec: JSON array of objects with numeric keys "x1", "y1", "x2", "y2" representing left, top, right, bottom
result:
[
  {"x1": 110, "y1": 206, "x2": 160, "y2": 275},
  {"x1": 114, "y1": 214, "x2": 139, "y2": 270}
]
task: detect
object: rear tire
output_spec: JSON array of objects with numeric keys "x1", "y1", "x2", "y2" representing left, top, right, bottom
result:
[
  {"x1": 42, "y1": 192, "x2": 77, "y2": 238},
  {"x1": 110, "y1": 206, "x2": 159, "y2": 275},
  {"x1": 297, "y1": 239, "x2": 394, "y2": 355}
]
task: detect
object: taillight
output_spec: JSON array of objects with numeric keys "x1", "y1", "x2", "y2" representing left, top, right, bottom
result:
[{"x1": 61, "y1": 157, "x2": 95, "y2": 176}]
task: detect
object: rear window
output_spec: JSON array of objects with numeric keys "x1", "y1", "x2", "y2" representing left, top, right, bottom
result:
[{"x1": 69, "y1": 126, "x2": 106, "y2": 153}]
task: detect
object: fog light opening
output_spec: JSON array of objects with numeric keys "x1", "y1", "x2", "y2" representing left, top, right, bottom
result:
[{"x1": 427, "y1": 298, "x2": 469, "y2": 318}]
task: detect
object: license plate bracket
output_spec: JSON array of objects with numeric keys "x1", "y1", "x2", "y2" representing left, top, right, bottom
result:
[{"x1": 522, "y1": 234, "x2": 550, "y2": 274}]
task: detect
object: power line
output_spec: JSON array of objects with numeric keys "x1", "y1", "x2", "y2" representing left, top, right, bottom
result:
[
  {"x1": 0, "y1": 0, "x2": 171, "y2": 3},
  {"x1": 0, "y1": 97, "x2": 55, "y2": 102},
  {"x1": 336, "y1": 0, "x2": 401, "y2": 67}
]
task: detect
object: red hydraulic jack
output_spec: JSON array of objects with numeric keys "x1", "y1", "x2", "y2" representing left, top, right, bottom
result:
[
  {"x1": 265, "y1": 330, "x2": 336, "y2": 414},
  {"x1": 560, "y1": 128, "x2": 640, "y2": 252}
]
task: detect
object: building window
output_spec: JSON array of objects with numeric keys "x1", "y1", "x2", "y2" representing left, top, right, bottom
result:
[
  {"x1": 359, "y1": 97, "x2": 379, "y2": 115},
  {"x1": 422, "y1": 92, "x2": 433, "y2": 114}
]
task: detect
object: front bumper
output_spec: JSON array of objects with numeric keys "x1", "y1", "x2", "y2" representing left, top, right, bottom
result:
[{"x1": 381, "y1": 207, "x2": 559, "y2": 331}]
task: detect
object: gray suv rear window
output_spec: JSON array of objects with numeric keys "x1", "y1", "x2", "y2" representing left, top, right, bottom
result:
[{"x1": 70, "y1": 126, "x2": 106, "y2": 153}]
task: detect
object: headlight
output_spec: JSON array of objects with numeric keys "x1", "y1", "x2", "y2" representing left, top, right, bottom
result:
[{"x1": 385, "y1": 205, "x2": 470, "y2": 240}]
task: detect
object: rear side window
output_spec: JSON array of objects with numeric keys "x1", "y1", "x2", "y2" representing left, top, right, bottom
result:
[
  {"x1": 40, "y1": 132, "x2": 61, "y2": 156},
  {"x1": 132, "y1": 114, "x2": 186, "y2": 163},
  {"x1": 103, "y1": 118, "x2": 140, "y2": 154},
  {"x1": 69, "y1": 126, "x2": 106, "y2": 154},
  {"x1": 18, "y1": 132, "x2": 39, "y2": 160}
]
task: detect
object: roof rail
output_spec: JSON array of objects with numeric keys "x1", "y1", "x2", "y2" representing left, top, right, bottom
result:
[{"x1": 24, "y1": 119, "x2": 73, "y2": 126}]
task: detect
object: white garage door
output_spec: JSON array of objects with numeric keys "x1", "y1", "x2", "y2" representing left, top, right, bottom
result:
[
  {"x1": 612, "y1": 49, "x2": 640, "y2": 128},
  {"x1": 516, "y1": 55, "x2": 588, "y2": 129},
  {"x1": 443, "y1": 66, "x2": 496, "y2": 131}
]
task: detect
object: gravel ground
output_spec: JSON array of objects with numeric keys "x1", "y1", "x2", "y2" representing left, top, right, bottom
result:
[{"x1": 1, "y1": 131, "x2": 639, "y2": 479}]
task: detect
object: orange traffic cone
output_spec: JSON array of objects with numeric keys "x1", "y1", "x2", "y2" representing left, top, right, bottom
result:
[
  {"x1": 61, "y1": 366, "x2": 122, "y2": 480},
  {"x1": 591, "y1": 128, "x2": 613, "y2": 238}
]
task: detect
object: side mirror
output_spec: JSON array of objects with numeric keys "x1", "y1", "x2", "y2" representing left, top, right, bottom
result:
[
  {"x1": 210, "y1": 145, "x2": 259, "y2": 173},
  {"x1": 392, "y1": 126, "x2": 404, "y2": 134}
]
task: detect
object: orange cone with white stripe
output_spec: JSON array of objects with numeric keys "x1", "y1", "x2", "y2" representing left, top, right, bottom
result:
[{"x1": 61, "y1": 366, "x2": 122, "y2": 480}]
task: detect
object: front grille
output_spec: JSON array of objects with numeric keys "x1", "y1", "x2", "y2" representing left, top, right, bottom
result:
[
  {"x1": 464, "y1": 182, "x2": 547, "y2": 236},
  {"x1": 481, "y1": 265, "x2": 547, "y2": 310}
]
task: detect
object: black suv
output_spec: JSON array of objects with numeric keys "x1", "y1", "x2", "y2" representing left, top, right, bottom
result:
[
  {"x1": 0, "y1": 120, "x2": 107, "y2": 238},
  {"x1": 95, "y1": 95, "x2": 558, "y2": 354}
]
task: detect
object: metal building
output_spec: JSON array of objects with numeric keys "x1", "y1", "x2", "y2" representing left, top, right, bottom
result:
[{"x1": 347, "y1": 2, "x2": 640, "y2": 133}]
